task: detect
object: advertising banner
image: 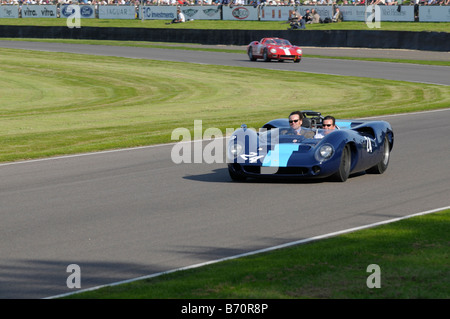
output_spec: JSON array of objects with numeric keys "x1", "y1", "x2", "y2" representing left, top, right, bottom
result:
[
  {"x1": 337, "y1": 5, "x2": 368, "y2": 21},
  {"x1": 181, "y1": 6, "x2": 221, "y2": 20},
  {"x1": 379, "y1": 6, "x2": 414, "y2": 22},
  {"x1": 21, "y1": 5, "x2": 57, "y2": 18},
  {"x1": 222, "y1": 6, "x2": 259, "y2": 21},
  {"x1": 98, "y1": 5, "x2": 136, "y2": 20},
  {"x1": 60, "y1": 5, "x2": 96, "y2": 19},
  {"x1": 141, "y1": 6, "x2": 176, "y2": 20},
  {"x1": 419, "y1": 6, "x2": 450, "y2": 22},
  {"x1": 337, "y1": 5, "x2": 414, "y2": 22},
  {"x1": 0, "y1": 5, "x2": 19, "y2": 18}
]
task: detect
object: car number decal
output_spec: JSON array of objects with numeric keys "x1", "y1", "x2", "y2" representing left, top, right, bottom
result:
[
  {"x1": 240, "y1": 152, "x2": 264, "y2": 163},
  {"x1": 364, "y1": 136, "x2": 373, "y2": 153}
]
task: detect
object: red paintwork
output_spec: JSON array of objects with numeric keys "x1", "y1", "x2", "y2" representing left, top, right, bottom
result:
[{"x1": 247, "y1": 37, "x2": 302, "y2": 63}]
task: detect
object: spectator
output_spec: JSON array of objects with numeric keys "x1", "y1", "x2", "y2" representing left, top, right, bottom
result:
[
  {"x1": 288, "y1": 10, "x2": 306, "y2": 29},
  {"x1": 304, "y1": 9, "x2": 312, "y2": 24},
  {"x1": 231, "y1": 0, "x2": 245, "y2": 5},
  {"x1": 332, "y1": 8, "x2": 343, "y2": 23},
  {"x1": 167, "y1": 8, "x2": 185, "y2": 24},
  {"x1": 311, "y1": 9, "x2": 321, "y2": 24}
]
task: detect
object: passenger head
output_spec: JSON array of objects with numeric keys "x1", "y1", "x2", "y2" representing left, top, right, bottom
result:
[{"x1": 322, "y1": 116, "x2": 336, "y2": 130}]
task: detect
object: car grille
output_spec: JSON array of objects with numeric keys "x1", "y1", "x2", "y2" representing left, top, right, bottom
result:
[{"x1": 243, "y1": 166, "x2": 309, "y2": 175}]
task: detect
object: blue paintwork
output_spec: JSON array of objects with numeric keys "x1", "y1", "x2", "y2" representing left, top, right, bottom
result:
[
  {"x1": 227, "y1": 114, "x2": 394, "y2": 181},
  {"x1": 262, "y1": 144, "x2": 300, "y2": 167}
]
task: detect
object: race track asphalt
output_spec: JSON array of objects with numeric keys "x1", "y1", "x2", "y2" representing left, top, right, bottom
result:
[{"x1": 0, "y1": 41, "x2": 449, "y2": 298}]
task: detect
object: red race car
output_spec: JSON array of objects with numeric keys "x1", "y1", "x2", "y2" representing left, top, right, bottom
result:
[{"x1": 247, "y1": 37, "x2": 302, "y2": 63}]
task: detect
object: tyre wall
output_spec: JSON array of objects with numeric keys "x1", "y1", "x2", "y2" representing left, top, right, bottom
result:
[{"x1": 0, "y1": 25, "x2": 448, "y2": 52}]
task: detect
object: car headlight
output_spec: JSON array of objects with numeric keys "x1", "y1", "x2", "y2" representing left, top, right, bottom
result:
[
  {"x1": 270, "y1": 48, "x2": 277, "y2": 54},
  {"x1": 297, "y1": 49, "x2": 302, "y2": 54},
  {"x1": 228, "y1": 143, "x2": 243, "y2": 158},
  {"x1": 315, "y1": 144, "x2": 334, "y2": 162}
]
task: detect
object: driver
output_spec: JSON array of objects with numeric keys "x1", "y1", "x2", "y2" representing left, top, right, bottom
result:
[{"x1": 289, "y1": 111, "x2": 314, "y2": 138}]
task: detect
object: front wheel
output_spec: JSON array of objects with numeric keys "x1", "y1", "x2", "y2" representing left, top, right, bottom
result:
[
  {"x1": 263, "y1": 49, "x2": 271, "y2": 62},
  {"x1": 332, "y1": 144, "x2": 351, "y2": 182},
  {"x1": 248, "y1": 48, "x2": 256, "y2": 61},
  {"x1": 228, "y1": 165, "x2": 246, "y2": 181}
]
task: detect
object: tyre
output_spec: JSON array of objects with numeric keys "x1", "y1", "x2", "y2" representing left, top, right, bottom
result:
[
  {"x1": 228, "y1": 165, "x2": 246, "y2": 181},
  {"x1": 248, "y1": 48, "x2": 256, "y2": 61},
  {"x1": 332, "y1": 144, "x2": 351, "y2": 182},
  {"x1": 263, "y1": 49, "x2": 271, "y2": 62},
  {"x1": 367, "y1": 136, "x2": 390, "y2": 174}
]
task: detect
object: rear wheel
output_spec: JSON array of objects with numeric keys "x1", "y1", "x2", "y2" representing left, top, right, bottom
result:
[
  {"x1": 367, "y1": 136, "x2": 390, "y2": 174},
  {"x1": 333, "y1": 144, "x2": 351, "y2": 182}
]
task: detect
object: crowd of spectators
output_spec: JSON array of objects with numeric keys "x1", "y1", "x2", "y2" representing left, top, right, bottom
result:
[{"x1": 0, "y1": 0, "x2": 448, "y2": 5}]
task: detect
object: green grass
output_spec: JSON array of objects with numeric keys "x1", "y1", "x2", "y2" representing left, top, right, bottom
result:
[
  {"x1": 1, "y1": 19, "x2": 449, "y2": 32},
  {"x1": 1, "y1": 48, "x2": 449, "y2": 163},
  {"x1": 62, "y1": 209, "x2": 450, "y2": 299}
]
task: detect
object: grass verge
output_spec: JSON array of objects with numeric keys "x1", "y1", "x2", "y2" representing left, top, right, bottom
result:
[{"x1": 62, "y1": 209, "x2": 450, "y2": 299}]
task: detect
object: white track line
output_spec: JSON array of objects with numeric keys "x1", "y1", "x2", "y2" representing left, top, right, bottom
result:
[{"x1": 46, "y1": 205, "x2": 450, "y2": 299}]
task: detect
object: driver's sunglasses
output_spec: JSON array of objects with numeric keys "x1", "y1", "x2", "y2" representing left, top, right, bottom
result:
[
  {"x1": 323, "y1": 124, "x2": 333, "y2": 127},
  {"x1": 289, "y1": 119, "x2": 299, "y2": 123}
]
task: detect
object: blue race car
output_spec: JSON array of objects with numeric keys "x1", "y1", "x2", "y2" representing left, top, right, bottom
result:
[{"x1": 227, "y1": 111, "x2": 394, "y2": 182}]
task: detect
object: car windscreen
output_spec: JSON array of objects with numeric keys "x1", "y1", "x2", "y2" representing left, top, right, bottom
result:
[
  {"x1": 273, "y1": 39, "x2": 291, "y2": 46},
  {"x1": 259, "y1": 127, "x2": 336, "y2": 140}
]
